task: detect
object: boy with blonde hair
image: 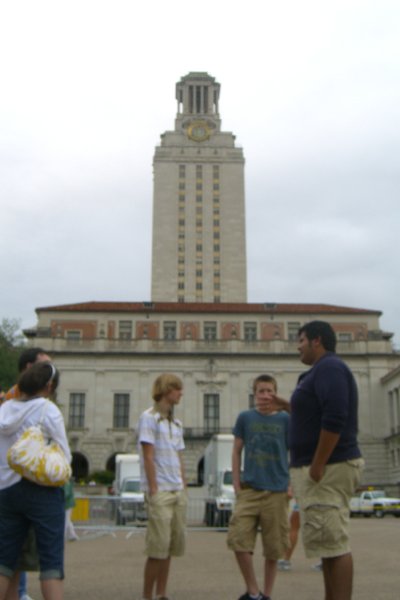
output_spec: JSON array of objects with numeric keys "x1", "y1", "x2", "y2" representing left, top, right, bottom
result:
[{"x1": 138, "y1": 374, "x2": 187, "y2": 600}]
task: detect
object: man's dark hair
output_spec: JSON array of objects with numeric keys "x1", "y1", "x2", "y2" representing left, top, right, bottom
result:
[
  {"x1": 298, "y1": 321, "x2": 337, "y2": 352},
  {"x1": 18, "y1": 347, "x2": 48, "y2": 373}
]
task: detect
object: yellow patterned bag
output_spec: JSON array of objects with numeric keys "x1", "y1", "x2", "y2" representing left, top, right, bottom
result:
[{"x1": 7, "y1": 404, "x2": 71, "y2": 487}]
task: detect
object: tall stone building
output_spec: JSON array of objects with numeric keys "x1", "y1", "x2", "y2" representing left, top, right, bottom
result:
[
  {"x1": 25, "y1": 72, "x2": 400, "y2": 491},
  {"x1": 151, "y1": 72, "x2": 247, "y2": 303}
]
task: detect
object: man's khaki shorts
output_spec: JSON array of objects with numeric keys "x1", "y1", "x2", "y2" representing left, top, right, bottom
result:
[
  {"x1": 227, "y1": 488, "x2": 289, "y2": 559},
  {"x1": 290, "y1": 458, "x2": 364, "y2": 559},
  {"x1": 145, "y1": 490, "x2": 187, "y2": 559}
]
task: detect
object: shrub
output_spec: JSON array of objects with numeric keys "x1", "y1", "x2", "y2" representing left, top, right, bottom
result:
[{"x1": 87, "y1": 470, "x2": 114, "y2": 485}]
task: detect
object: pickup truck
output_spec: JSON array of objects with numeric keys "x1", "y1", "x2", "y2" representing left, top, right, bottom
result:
[{"x1": 350, "y1": 490, "x2": 400, "y2": 518}]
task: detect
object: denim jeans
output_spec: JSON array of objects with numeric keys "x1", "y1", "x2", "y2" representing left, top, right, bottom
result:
[{"x1": 0, "y1": 479, "x2": 65, "y2": 580}]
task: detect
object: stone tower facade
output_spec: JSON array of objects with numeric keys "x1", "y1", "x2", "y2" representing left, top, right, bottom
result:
[{"x1": 151, "y1": 72, "x2": 247, "y2": 303}]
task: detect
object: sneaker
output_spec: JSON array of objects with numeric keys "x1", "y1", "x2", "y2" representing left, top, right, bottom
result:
[
  {"x1": 311, "y1": 561, "x2": 323, "y2": 571},
  {"x1": 20, "y1": 595, "x2": 35, "y2": 600},
  {"x1": 238, "y1": 593, "x2": 270, "y2": 600},
  {"x1": 277, "y1": 559, "x2": 292, "y2": 571}
]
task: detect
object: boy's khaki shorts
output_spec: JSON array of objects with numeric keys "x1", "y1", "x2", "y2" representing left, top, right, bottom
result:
[
  {"x1": 227, "y1": 488, "x2": 289, "y2": 559},
  {"x1": 290, "y1": 458, "x2": 364, "y2": 559},
  {"x1": 145, "y1": 490, "x2": 187, "y2": 559}
]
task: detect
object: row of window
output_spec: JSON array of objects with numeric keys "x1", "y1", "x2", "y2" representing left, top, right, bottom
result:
[
  {"x1": 179, "y1": 182, "x2": 220, "y2": 191},
  {"x1": 65, "y1": 322, "x2": 356, "y2": 342},
  {"x1": 178, "y1": 165, "x2": 220, "y2": 179},
  {"x1": 178, "y1": 220, "x2": 221, "y2": 236},
  {"x1": 69, "y1": 392, "x2": 241, "y2": 433}
]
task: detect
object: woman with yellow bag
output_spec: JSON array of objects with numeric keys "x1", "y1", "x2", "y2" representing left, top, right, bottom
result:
[{"x1": 0, "y1": 362, "x2": 71, "y2": 600}]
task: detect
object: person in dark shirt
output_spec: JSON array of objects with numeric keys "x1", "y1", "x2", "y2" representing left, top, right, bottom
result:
[{"x1": 257, "y1": 321, "x2": 364, "y2": 600}]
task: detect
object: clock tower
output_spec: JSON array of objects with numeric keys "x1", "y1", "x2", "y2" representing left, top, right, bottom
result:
[{"x1": 151, "y1": 72, "x2": 247, "y2": 303}]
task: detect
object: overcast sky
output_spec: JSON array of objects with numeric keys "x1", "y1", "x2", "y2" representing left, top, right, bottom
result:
[{"x1": 1, "y1": 1, "x2": 399, "y2": 347}]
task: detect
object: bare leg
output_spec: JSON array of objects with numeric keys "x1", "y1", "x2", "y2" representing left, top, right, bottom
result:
[
  {"x1": 234, "y1": 552, "x2": 259, "y2": 596},
  {"x1": 4, "y1": 572, "x2": 18, "y2": 600},
  {"x1": 284, "y1": 511, "x2": 300, "y2": 561},
  {"x1": 155, "y1": 556, "x2": 171, "y2": 598},
  {"x1": 263, "y1": 559, "x2": 277, "y2": 598},
  {"x1": 0, "y1": 575, "x2": 11, "y2": 600},
  {"x1": 143, "y1": 557, "x2": 171, "y2": 600},
  {"x1": 40, "y1": 578, "x2": 64, "y2": 600},
  {"x1": 322, "y1": 553, "x2": 353, "y2": 600}
]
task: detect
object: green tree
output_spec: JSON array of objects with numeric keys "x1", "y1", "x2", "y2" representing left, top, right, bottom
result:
[{"x1": 0, "y1": 318, "x2": 25, "y2": 390}]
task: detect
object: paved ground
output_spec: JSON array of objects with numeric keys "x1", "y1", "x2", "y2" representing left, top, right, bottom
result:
[{"x1": 27, "y1": 517, "x2": 399, "y2": 600}]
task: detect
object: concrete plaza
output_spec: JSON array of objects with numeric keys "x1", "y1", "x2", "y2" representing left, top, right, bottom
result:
[{"x1": 27, "y1": 517, "x2": 399, "y2": 600}]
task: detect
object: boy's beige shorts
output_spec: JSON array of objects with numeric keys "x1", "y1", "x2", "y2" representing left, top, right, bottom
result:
[{"x1": 145, "y1": 490, "x2": 187, "y2": 559}]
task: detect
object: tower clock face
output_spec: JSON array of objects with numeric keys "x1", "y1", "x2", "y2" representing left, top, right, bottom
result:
[{"x1": 187, "y1": 120, "x2": 211, "y2": 142}]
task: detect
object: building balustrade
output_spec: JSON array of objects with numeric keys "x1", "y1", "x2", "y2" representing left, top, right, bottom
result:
[{"x1": 31, "y1": 334, "x2": 394, "y2": 356}]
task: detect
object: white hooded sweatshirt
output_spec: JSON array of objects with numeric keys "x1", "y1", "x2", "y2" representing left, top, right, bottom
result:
[{"x1": 0, "y1": 397, "x2": 71, "y2": 490}]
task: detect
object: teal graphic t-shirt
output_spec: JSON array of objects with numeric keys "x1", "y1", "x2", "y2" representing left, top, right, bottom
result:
[{"x1": 233, "y1": 409, "x2": 289, "y2": 492}]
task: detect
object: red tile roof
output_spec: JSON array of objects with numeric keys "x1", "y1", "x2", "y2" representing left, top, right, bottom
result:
[{"x1": 36, "y1": 301, "x2": 381, "y2": 316}]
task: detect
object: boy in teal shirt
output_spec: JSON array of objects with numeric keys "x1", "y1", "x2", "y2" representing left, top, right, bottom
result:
[{"x1": 227, "y1": 375, "x2": 289, "y2": 600}]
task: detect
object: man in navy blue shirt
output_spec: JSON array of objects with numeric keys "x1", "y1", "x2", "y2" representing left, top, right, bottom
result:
[{"x1": 259, "y1": 321, "x2": 364, "y2": 600}]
